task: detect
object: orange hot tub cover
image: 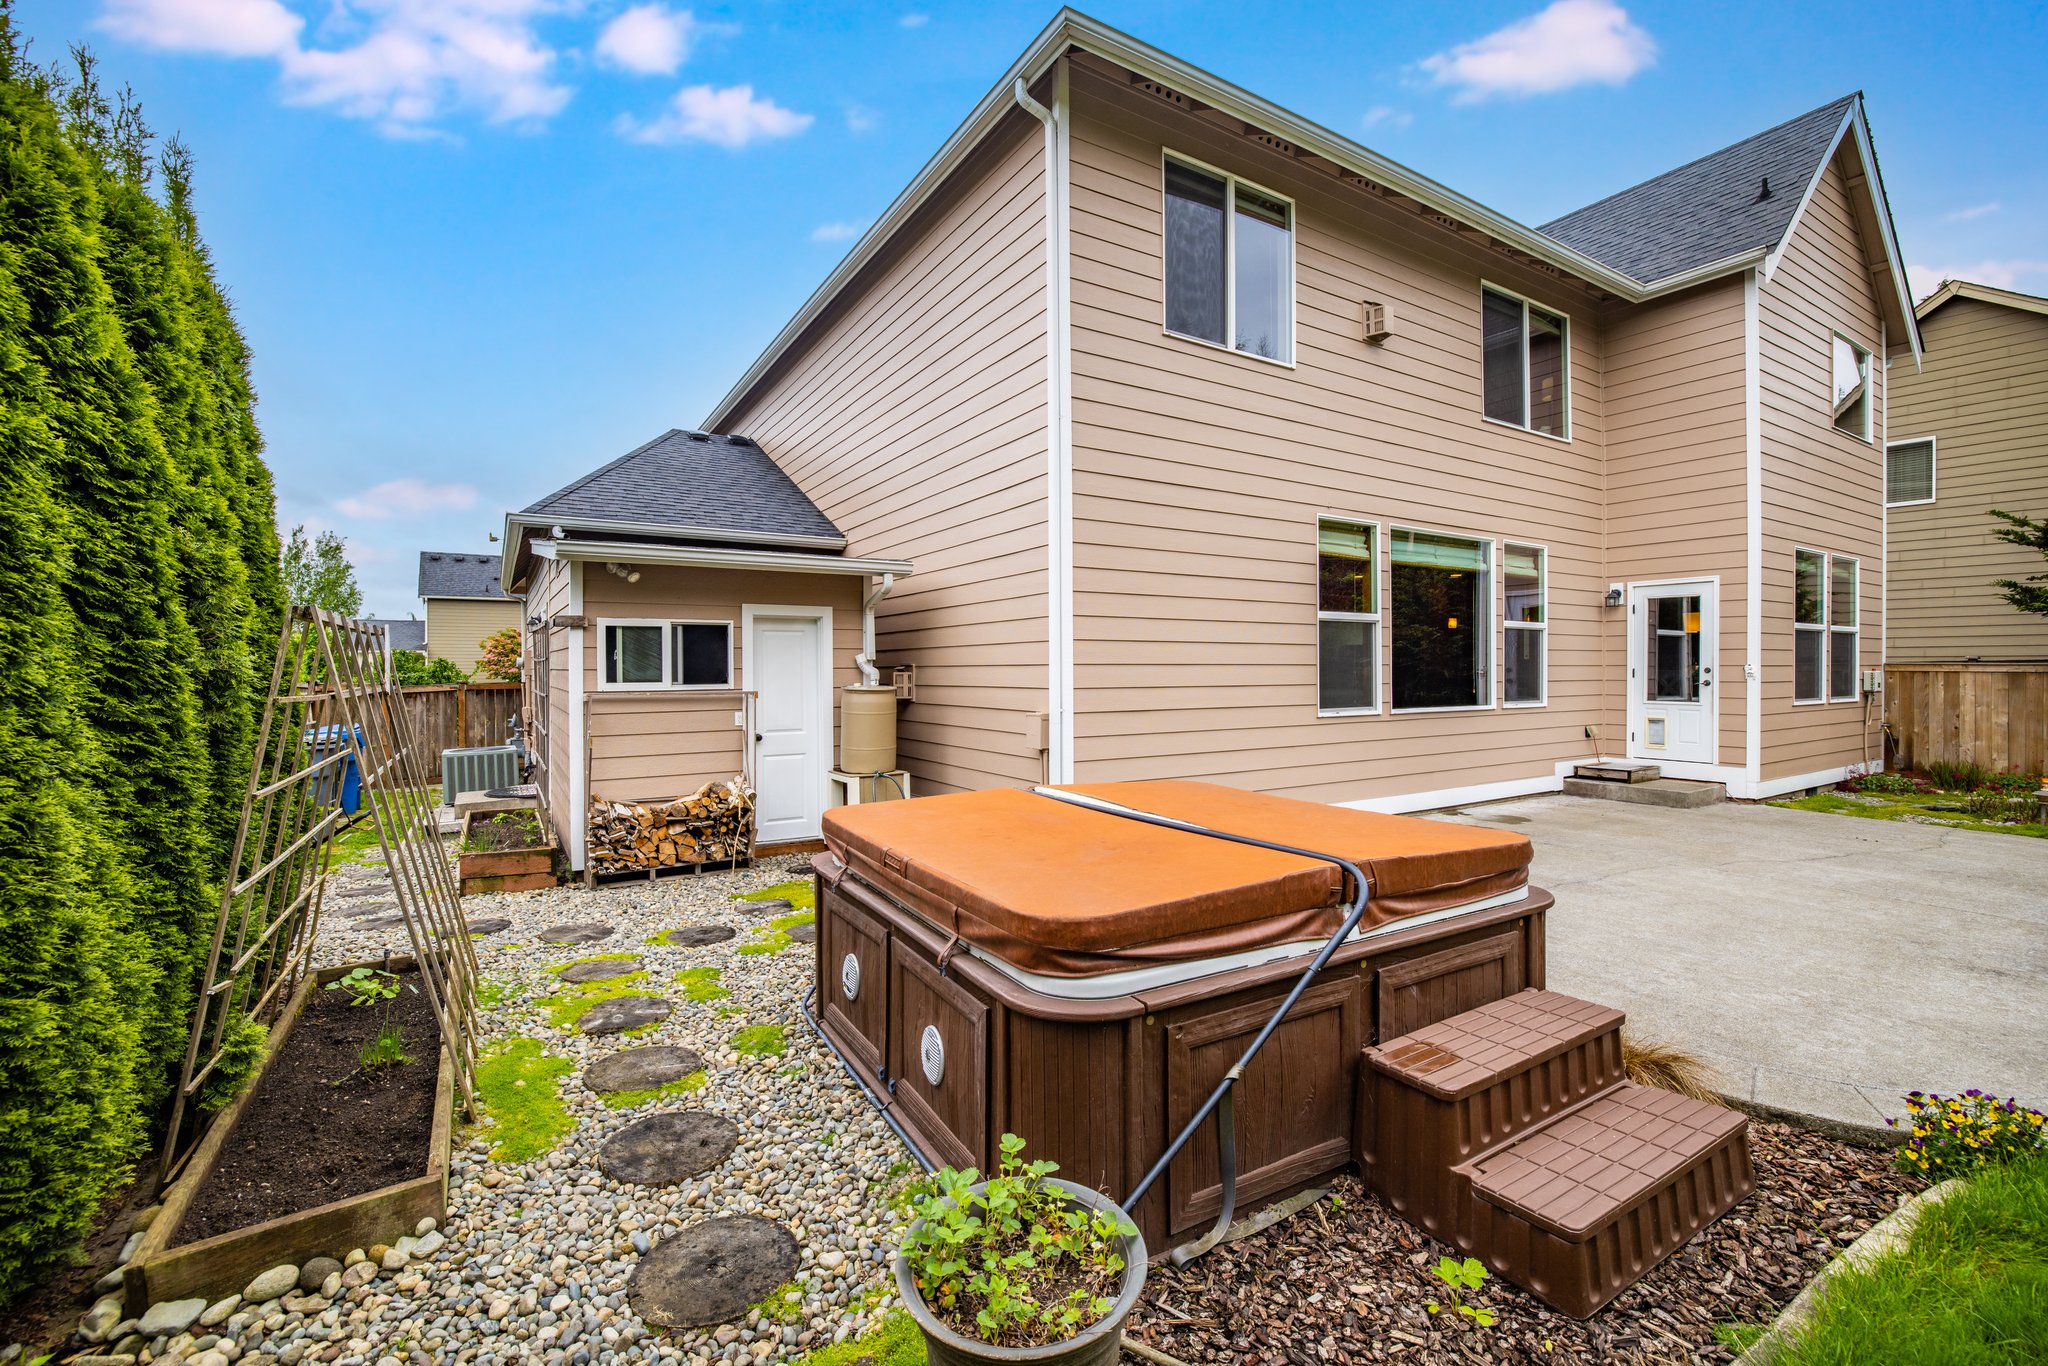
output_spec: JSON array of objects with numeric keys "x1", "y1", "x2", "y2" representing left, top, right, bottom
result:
[{"x1": 821, "y1": 780, "x2": 1532, "y2": 976}]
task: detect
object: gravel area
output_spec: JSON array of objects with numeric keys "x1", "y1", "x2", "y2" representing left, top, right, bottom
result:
[{"x1": 1122, "y1": 1122, "x2": 1926, "y2": 1365}]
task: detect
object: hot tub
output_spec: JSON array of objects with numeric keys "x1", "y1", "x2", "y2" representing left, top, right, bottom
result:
[{"x1": 812, "y1": 780, "x2": 1553, "y2": 1255}]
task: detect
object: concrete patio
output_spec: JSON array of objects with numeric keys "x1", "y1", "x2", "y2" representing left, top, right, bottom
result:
[{"x1": 1438, "y1": 794, "x2": 2048, "y2": 1134}]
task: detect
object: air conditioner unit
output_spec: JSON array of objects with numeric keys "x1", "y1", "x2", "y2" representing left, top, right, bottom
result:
[
  {"x1": 442, "y1": 745, "x2": 522, "y2": 806},
  {"x1": 1361, "y1": 300, "x2": 1391, "y2": 343}
]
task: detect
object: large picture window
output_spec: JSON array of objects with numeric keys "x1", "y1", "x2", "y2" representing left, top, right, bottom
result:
[
  {"x1": 601, "y1": 619, "x2": 732, "y2": 690},
  {"x1": 1504, "y1": 543, "x2": 1546, "y2": 706},
  {"x1": 1481, "y1": 286, "x2": 1569, "y2": 438},
  {"x1": 1793, "y1": 551, "x2": 1860, "y2": 703},
  {"x1": 1316, "y1": 519, "x2": 1378, "y2": 713},
  {"x1": 1163, "y1": 156, "x2": 1294, "y2": 363},
  {"x1": 1832, "y1": 334, "x2": 1872, "y2": 439},
  {"x1": 1392, "y1": 528, "x2": 1492, "y2": 711}
]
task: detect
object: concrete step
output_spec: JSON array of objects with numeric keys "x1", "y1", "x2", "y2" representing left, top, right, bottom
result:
[
  {"x1": 1572, "y1": 761, "x2": 1661, "y2": 783},
  {"x1": 1562, "y1": 776, "x2": 1724, "y2": 809}
]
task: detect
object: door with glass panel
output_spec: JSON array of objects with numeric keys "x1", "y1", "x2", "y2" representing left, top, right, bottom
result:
[{"x1": 1626, "y1": 580, "x2": 1716, "y2": 765}]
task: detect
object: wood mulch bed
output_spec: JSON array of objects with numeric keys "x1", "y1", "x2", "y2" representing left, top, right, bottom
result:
[
  {"x1": 1123, "y1": 1121, "x2": 1923, "y2": 1364},
  {"x1": 176, "y1": 974, "x2": 441, "y2": 1243}
]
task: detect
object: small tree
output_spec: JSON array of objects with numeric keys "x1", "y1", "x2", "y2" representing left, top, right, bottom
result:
[
  {"x1": 392, "y1": 649, "x2": 467, "y2": 686},
  {"x1": 281, "y1": 523, "x2": 362, "y2": 616},
  {"x1": 476, "y1": 627, "x2": 522, "y2": 681},
  {"x1": 1988, "y1": 510, "x2": 2048, "y2": 616}
]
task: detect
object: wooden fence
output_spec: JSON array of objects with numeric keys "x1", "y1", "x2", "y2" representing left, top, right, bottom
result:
[
  {"x1": 1883, "y1": 663, "x2": 2048, "y2": 776},
  {"x1": 401, "y1": 682, "x2": 524, "y2": 758}
]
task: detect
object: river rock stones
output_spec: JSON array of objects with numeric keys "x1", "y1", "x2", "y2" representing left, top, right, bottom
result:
[
  {"x1": 627, "y1": 1216, "x2": 799, "y2": 1328},
  {"x1": 577, "y1": 995, "x2": 671, "y2": 1036},
  {"x1": 585, "y1": 1045, "x2": 705, "y2": 1094}
]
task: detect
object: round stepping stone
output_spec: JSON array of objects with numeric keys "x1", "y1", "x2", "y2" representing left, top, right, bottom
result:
[
  {"x1": 466, "y1": 917, "x2": 512, "y2": 935},
  {"x1": 586, "y1": 1045, "x2": 706, "y2": 1094},
  {"x1": 579, "y1": 995, "x2": 672, "y2": 1036},
  {"x1": 540, "y1": 922, "x2": 614, "y2": 945},
  {"x1": 601, "y1": 1111, "x2": 738, "y2": 1185},
  {"x1": 740, "y1": 898, "x2": 793, "y2": 917},
  {"x1": 655, "y1": 925, "x2": 735, "y2": 948},
  {"x1": 628, "y1": 1216, "x2": 797, "y2": 1328},
  {"x1": 783, "y1": 922, "x2": 816, "y2": 944},
  {"x1": 558, "y1": 957, "x2": 643, "y2": 984},
  {"x1": 352, "y1": 912, "x2": 406, "y2": 930},
  {"x1": 337, "y1": 886, "x2": 389, "y2": 900}
]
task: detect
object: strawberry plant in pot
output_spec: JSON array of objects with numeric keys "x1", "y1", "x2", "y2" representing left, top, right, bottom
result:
[{"x1": 893, "y1": 1134, "x2": 1147, "y2": 1365}]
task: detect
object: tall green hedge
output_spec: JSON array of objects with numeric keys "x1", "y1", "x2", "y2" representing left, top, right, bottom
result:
[{"x1": 0, "y1": 19, "x2": 281, "y2": 1300}]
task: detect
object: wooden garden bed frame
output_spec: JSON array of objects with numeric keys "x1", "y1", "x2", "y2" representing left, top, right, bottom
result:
[{"x1": 458, "y1": 807, "x2": 557, "y2": 895}]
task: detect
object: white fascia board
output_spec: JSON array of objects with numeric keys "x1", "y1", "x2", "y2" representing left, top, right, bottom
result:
[
  {"x1": 1916, "y1": 278, "x2": 2048, "y2": 321},
  {"x1": 550, "y1": 539, "x2": 912, "y2": 578},
  {"x1": 504, "y1": 513, "x2": 845, "y2": 554}
]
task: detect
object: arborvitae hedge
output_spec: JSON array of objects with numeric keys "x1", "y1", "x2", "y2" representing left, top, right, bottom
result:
[{"x1": 0, "y1": 17, "x2": 281, "y2": 1300}]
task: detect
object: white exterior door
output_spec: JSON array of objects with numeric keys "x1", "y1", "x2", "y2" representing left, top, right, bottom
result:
[
  {"x1": 745, "y1": 608, "x2": 831, "y2": 844},
  {"x1": 1627, "y1": 580, "x2": 1717, "y2": 765}
]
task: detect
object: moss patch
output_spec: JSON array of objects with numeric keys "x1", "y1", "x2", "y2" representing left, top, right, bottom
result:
[
  {"x1": 731, "y1": 1024, "x2": 787, "y2": 1057},
  {"x1": 738, "y1": 879, "x2": 816, "y2": 913},
  {"x1": 541, "y1": 976, "x2": 652, "y2": 1029},
  {"x1": 789, "y1": 1312, "x2": 924, "y2": 1366},
  {"x1": 476, "y1": 1038, "x2": 576, "y2": 1161},
  {"x1": 477, "y1": 977, "x2": 514, "y2": 1010},
  {"x1": 599, "y1": 1069, "x2": 708, "y2": 1110},
  {"x1": 752, "y1": 1280, "x2": 806, "y2": 1326},
  {"x1": 737, "y1": 909, "x2": 817, "y2": 957},
  {"x1": 676, "y1": 966, "x2": 730, "y2": 1003},
  {"x1": 1772, "y1": 790, "x2": 2048, "y2": 839}
]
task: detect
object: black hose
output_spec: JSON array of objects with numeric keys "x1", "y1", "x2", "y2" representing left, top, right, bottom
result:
[
  {"x1": 800, "y1": 982, "x2": 936, "y2": 1174},
  {"x1": 1028, "y1": 786, "x2": 1373, "y2": 1262}
]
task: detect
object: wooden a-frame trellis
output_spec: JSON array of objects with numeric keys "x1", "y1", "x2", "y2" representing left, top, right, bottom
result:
[{"x1": 163, "y1": 606, "x2": 481, "y2": 1180}]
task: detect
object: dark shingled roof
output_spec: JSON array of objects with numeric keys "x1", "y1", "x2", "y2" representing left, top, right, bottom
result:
[
  {"x1": 1540, "y1": 96, "x2": 1857, "y2": 286},
  {"x1": 361, "y1": 617, "x2": 427, "y2": 652},
  {"x1": 520, "y1": 429, "x2": 843, "y2": 546},
  {"x1": 418, "y1": 551, "x2": 512, "y2": 600}
]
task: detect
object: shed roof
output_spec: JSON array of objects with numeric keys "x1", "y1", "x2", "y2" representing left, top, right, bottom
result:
[
  {"x1": 517, "y1": 429, "x2": 843, "y2": 547},
  {"x1": 418, "y1": 551, "x2": 511, "y2": 601},
  {"x1": 1540, "y1": 97, "x2": 1858, "y2": 286}
]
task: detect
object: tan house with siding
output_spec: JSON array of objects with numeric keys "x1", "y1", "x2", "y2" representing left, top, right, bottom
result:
[
  {"x1": 511, "y1": 11, "x2": 1922, "y2": 868},
  {"x1": 419, "y1": 551, "x2": 523, "y2": 671},
  {"x1": 1885, "y1": 280, "x2": 2048, "y2": 662}
]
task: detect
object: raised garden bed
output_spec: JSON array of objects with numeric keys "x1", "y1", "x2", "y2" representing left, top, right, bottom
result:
[
  {"x1": 460, "y1": 807, "x2": 557, "y2": 895},
  {"x1": 125, "y1": 960, "x2": 454, "y2": 1310}
]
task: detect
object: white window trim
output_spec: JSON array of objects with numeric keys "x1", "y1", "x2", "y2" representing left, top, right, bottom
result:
[
  {"x1": 1502, "y1": 540, "x2": 1548, "y2": 708},
  {"x1": 1831, "y1": 332, "x2": 1874, "y2": 443},
  {"x1": 1390, "y1": 524, "x2": 1496, "y2": 714},
  {"x1": 1792, "y1": 547, "x2": 1853, "y2": 707},
  {"x1": 1315, "y1": 514, "x2": 1382, "y2": 717},
  {"x1": 596, "y1": 616, "x2": 734, "y2": 692},
  {"x1": 1884, "y1": 434, "x2": 1937, "y2": 508},
  {"x1": 1480, "y1": 280, "x2": 1573, "y2": 443},
  {"x1": 1160, "y1": 148, "x2": 1297, "y2": 369},
  {"x1": 1827, "y1": 556, "x2": 1860, "y2": 703}
]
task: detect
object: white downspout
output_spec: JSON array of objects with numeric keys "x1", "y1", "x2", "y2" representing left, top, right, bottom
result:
[
  {"x1": 1015, "y1": 64, "x2": 1075, "y2": 784},
  {"x1": 855, "y1": 572, "x2": 895, "y2": 686}
]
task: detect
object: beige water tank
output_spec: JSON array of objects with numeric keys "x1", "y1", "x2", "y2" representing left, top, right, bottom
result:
[{"x1": 840, "y1": 685, "x2": 898, "y2": 774}]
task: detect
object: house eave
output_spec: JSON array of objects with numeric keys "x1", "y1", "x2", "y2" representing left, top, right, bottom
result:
[{"x1": 549, "y1": 539, "x2": 913, "y2": 578}]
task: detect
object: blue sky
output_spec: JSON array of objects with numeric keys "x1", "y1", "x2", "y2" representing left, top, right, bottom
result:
[{"x1": 14, "y1": 0, "x2": 2047, "y2": 617}]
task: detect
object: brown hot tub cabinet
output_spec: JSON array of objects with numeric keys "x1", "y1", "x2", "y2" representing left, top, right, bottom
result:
[{"x1": 814, "y1": 781, "x2": 1753, "y2": 1318}]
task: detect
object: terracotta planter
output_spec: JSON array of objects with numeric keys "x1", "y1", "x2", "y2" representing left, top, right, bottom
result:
[
  {"x1": 893, "y1": 1178, "x2": 1148, "y2": 1366},
  {"x1": 458, "y1": 810, "x2": 557, "y2": 895}
]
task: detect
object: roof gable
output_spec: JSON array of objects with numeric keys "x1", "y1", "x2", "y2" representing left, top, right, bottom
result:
[
  {"x1": 418, "y1": 551, "x2": 511, "y2": 600},
  {"x1": 1917, "y1": 279, "x2": 2048, "y2": 322},
  {"x1": 1540, "y1": 98, "x2": 1856, "y2": 286}
]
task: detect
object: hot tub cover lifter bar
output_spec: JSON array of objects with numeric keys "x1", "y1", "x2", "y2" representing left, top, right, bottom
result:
[{"x1": 1028, "y1": 786, "x2": 1373, "y2": 1265}]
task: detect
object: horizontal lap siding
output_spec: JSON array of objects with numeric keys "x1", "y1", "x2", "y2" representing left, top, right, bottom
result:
[
  {"x1": 1600, "y1": 278, "x2": 1751, "y2": 763},
  {"x1": 1758, "y1": 153, "x2": 1887, "y2": 780},
  {"x1": 426, "y1": 597, "x2": 523, "y2": 670},
  {"x1": 1886, "y1": 298, "x2": 2048, "y2": 661},
  {"x1": 723, "y1": 118, "x2": 1049, "y2": 794},
  {"x1": 531, "y1": 559, "x2": 573, "y2": 831},
  {"x1": 582, "y1": 568, "x2": 861, "y2": 803},
  {"x1": 1065, "y1": 64, "x2": 1609, "y2": 804}
]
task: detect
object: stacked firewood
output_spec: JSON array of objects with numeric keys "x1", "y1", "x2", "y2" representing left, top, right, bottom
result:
[{"x1": 587, "y1": 777, "x2": 755, "y2": 873}]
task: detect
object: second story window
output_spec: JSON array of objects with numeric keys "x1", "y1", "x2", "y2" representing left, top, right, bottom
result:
[
  {"x1": 1885, "y1": 438, "x2": 1935, "y2": 505},
  {"x1": 1832, "y1": 334, "x2": 1872, "y2": 439},
  {"x1": 1163, "y1": 156, "x2": 1293, "y2": 364},
  {"x1": 1481, "y1": 286, "x2": 1569, "y2": 438}
]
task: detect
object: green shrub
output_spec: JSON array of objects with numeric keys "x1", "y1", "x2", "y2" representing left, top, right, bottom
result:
[
  {"x1": 1960, "y1": 788, "x2": 2029, "y2": 824},
  {"x1": 392, "y1": 649, "x2": 467, "y2": 686},
  {"x1": 1924, "y1": 759, "x2": 1988, "y2": 792},
  {"x1": 1893, "y1": 1091, "x2": 2048, "y2": 1182},
  {"x1": 198, "y1": 1014, "x2": 269, "y2": 1113},
  {"x1": 1850, "y1": 771, "x2": 1917, "y2": 795},
  {"x1": 1978, "y1": 771, "x2": 2041, "y2": 798}
]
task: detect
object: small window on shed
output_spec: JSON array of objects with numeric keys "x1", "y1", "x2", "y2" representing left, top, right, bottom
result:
[
  {"x1": 1886, "y1": 439, "x2": 1934, "y2": 505},
  {"x1": 674, "y1": 622, "x2": 732, "y2": 688},
  {"x1": 1832, "y1": 335, "x2": 1871, "y2": 439}
]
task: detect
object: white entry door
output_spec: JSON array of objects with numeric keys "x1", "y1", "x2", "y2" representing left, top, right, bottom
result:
[
  {"x1": 744, "y1": 608, "x2": 832, "y2": 844},
  {"x1": 1627, "y1": 580, "x2": 1717, "y2": 765}
]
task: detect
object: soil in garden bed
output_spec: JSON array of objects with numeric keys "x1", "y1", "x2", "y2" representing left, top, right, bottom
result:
[
  {"x1": 176, "y1": 975, "x2": 442, "y2": 1244},
  {"x1": 465, "y1": 811, "x2": 545, "y2": 853},
  {"x1": 1123, "y1": 1121, "x2": 1924, "y2": 1365}
]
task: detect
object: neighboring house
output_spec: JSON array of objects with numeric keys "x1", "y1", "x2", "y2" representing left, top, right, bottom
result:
[
  {"x1": 672, "y1": 10, "x2": 1917, "y2": 828},
  {"x1": 360, "y1": 616, "x2": 427, "y2": 655},
  {"x1": 1885, "y1": 280, "x2": 2048, "y2": 662},
  {"x1": 502, "y1": 430, "x2": 910, "y2": 859},
  {"x1": 419, "y1": 551, "x2": 522, "y2": 670}
]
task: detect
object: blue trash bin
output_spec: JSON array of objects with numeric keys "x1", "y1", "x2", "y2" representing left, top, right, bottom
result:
[{"x1": 306, "y1": 724, "x2": 365, "y2": 815}]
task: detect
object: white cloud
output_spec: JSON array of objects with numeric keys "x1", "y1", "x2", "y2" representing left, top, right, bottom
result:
[
  {"x1": 334, "y1": 479, "x2": 480, "y2": 520},
  {"x1": 97, "y1": 0, "x2": 573, "y2": 133},
  {"x1": 1906, "y1": 259, "x2": 2048, "y2": 303},
  {"x1": 595, "y1": 3, "x2": 694, "y2": 76},
  {"x1": 810, "y1": 219, "x2": 865, "y2": 243},
  {"x1": 844, "y1": 102, "x2": 878, "y2": 133},
  {"x1": 1941, "y1": 201, "x2": 2001, "y2": 223},
  {"x1": 1363, "y1": 105, "x2": 1412, "y2": 131},
  {"x1": 898, "y1": 12, "x2": 928, "y2": 28},
  {"x1": 615, "y1": 83, "x2": 812, "y2": 148},
  {"x1": 1417, "y1": 0, "x2": 1656, "y2": 103}
]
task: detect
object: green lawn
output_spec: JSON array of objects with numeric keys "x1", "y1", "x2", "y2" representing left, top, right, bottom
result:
[
  {"x1": 1772, "y1": 790, "x2": 2048, "y2": 840},
  {"x1": 1775, "y1": 1154, "x2": 2048, "y2": 1364}
]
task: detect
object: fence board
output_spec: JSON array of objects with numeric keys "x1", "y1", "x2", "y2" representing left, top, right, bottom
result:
[
  {"x1": 1884, "y1": 664, "x2": 2048, "y2": 776},
  {"x1": 401, "y1": 683, "x2": 524, "y2": 759}
]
